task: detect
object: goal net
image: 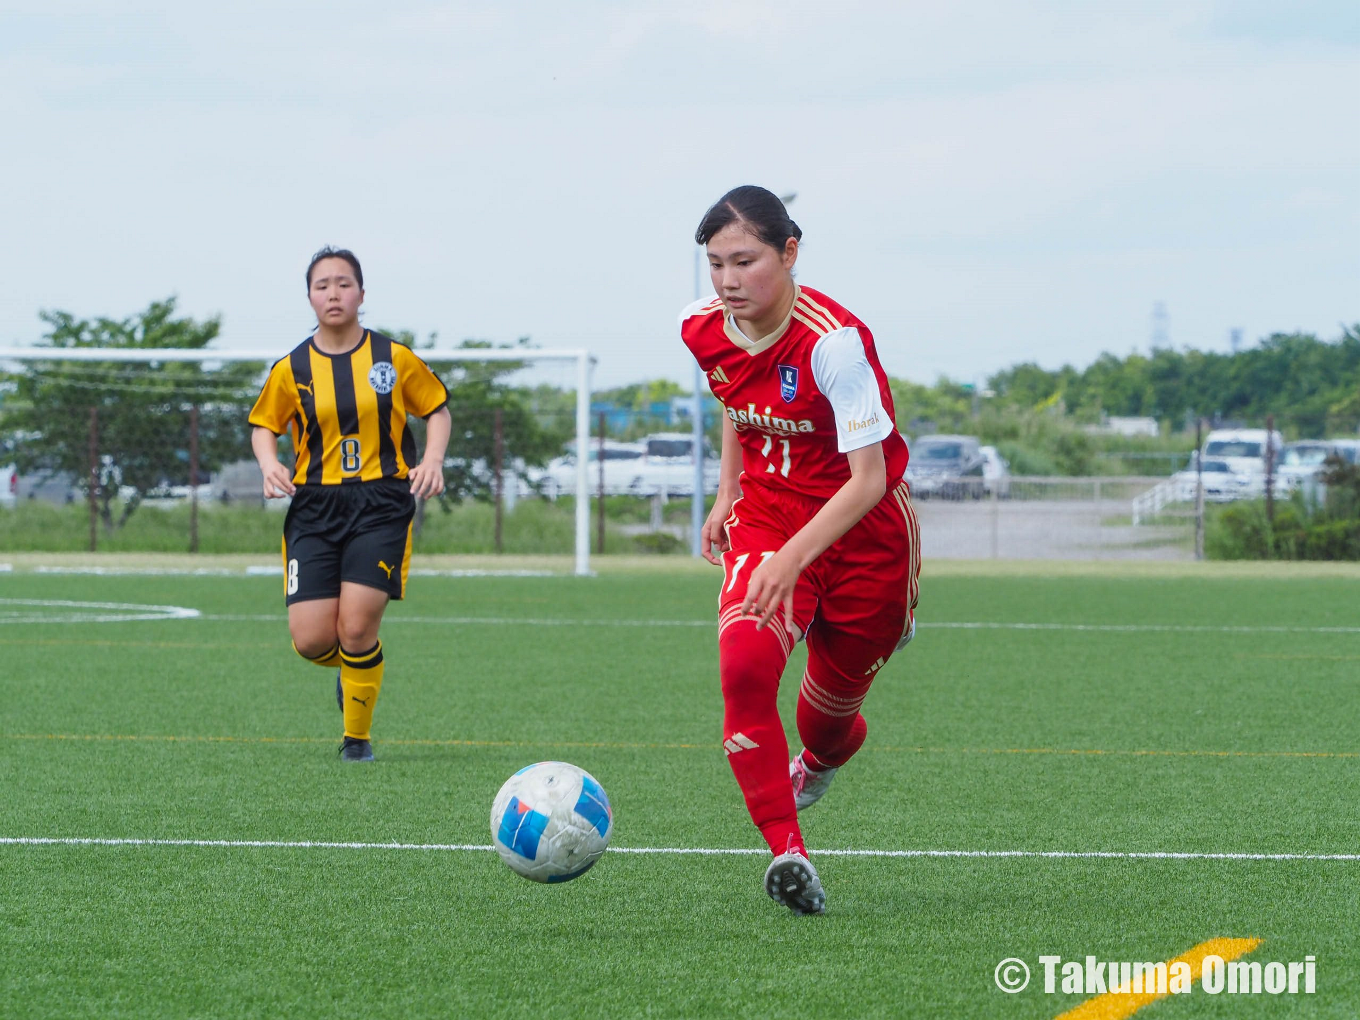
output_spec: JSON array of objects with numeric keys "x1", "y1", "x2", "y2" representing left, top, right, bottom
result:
[{"x1": 0, "y1": 344, "x2": 596, "y2": 575}]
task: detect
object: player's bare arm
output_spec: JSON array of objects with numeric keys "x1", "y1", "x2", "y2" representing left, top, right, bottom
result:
[
  {"x1": 408, "y1": 406, "x2": 452, "y2": 500},
  {"x1": 701, "y1": 415, "x2": 744, "y2": 564},
  {"x1": 742, "y1": 441, "x2": 887, "y2": 629},
  {"x1": 251, "y1": 425, "x2": 296, "y2": 498}
]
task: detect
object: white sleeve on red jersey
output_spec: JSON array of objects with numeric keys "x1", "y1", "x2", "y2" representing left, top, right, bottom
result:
[
  {"x1": 810, "y1": 327, "x2": 895, "y2": 453},
  {"x1": 677, "y1": 297, "x2": 717, "y2": 328}
]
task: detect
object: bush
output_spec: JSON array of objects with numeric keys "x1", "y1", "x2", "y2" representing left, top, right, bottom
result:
[
  {"x1": 994, "y1": 442, "x2": 1058, "y2": 476},
  {"x1": 0, "y1": 496, "x2": 688, "y2": 556},
  {"x1": 630, "y1": 531, "x2": 685, "y2": 554},
  {"x1": 1205, "y1": 503, "x2": 1273, "y2": 560},
  {"x1": 1206, "y1": 488, "x2": 1360, "y2": 561},
  {"x1": 1301, "y1": 519, "x2": 1360, "y2": 560}
]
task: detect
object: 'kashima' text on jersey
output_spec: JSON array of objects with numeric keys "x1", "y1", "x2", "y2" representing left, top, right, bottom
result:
[{"x1": 679, "y1": 285, "x2": 910, "y2": 500}]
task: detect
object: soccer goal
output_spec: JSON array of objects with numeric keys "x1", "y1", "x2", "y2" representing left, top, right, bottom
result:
[{"x1": 0, "y1": 344, "x2": 596, "y2": 575}]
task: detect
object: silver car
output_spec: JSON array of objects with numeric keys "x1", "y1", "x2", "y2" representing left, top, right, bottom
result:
[
  {"x1": 531, "y1": 441, "x2": 647, "y2": 499},
  {"x1": 906, "y1": 435, "x2": 986, "y2": 499}
]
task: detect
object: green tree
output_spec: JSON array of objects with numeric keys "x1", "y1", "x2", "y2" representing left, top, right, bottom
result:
[
  {"x1": 388, "y1": 334, "x2": 566, "y2": 502},
  {"x1": 591, "y1": 379, "x2": 691, "y2": 440},
  {"x1": 0, "y1": 299, "x2": 262, "y2": 529}
]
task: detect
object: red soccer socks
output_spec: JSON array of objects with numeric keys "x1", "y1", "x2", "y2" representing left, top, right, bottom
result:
[{"x1": 718, "y1": 619, "x2": 805, "y2": 856}]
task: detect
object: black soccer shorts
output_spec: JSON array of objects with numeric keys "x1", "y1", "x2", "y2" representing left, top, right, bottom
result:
[{"x1": 281, "y1": 480, "x2": 415, "y2": 605}]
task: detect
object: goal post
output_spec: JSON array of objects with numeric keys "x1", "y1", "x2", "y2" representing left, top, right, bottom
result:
[{"x1": 0, "y1": 345, "x2": 595, "y2": 576}]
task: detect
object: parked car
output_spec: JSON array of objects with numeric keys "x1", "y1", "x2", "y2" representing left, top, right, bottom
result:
[
  {"x1": 1274, "y1": 441, "x2": 1338, "y2": 498},
  {"x1": 905, "y1": 434, "x2": 985, "y2": 499},
  {"x1": 629, "y1": 457, "x2": 721, "y2": 497},
  {"x1": 16, "y1": 471, "x2": 81, "y2": 504},
  {"x1": 978, "y1": 445, "x2": 1011, "y2": 499},
  {"x1": 1171, "y1": 456, "x2": 1253, "y2": 502},
  {"x1": 137, "y1": 482, "x2": 219, "y2": 506},
  {"x1": 1201, "y1": 428, "x2": 1282, "y2": 490},
  {"x1": 641, "y1": 432, "x2": 718, "y2": 463},
  {"x1": 530, "y1": 441, "x2": 647, "y2": 498},
  {"x1": 1275, "y1": 438, "x2": 1360, "y2": 501},
  {"x1": 1333, "y1": 440, "x2": 1360, "y2": 465},
  {"x1": 628, "y1": 432, "x2": 721, "y2": 496}
]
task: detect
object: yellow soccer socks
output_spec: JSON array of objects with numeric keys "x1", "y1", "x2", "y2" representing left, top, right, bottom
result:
[
  {"x1": 339, "y1": 641, "x2": 384, "y2": 740},
  {"x1": 294, "y1": 640, "x2": 343, "y2": 668}
]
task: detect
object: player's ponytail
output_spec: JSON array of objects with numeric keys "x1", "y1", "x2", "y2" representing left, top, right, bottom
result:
[{"x1": 695, "y1": 186, "x2": 802, "y2": 251}]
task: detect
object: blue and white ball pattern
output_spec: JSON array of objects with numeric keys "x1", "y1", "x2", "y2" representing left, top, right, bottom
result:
[{"x1": 490, "y1": 762, "x2": 613, "y2": 883}]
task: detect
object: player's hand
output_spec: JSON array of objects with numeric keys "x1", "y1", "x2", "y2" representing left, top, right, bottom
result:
[
  {"x1": 700, "y1": 492, "x2": 737, "y2": 565},
  {"x1": 261, "y1": 461, "x2": 296, "y2": 499},
  {"x1": 742, "y1": 548, "x2": 798, "y2": 633},
  {"x1": 408, "y1": 459, "x2": 446, "y2": 500}
]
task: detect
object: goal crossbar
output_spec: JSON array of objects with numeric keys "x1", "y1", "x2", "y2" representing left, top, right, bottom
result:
[{"x1": 0, "y1": 346, "x2": 595, "y2": 576}]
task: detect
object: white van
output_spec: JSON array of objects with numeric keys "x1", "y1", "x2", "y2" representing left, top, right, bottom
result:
[{"x1": 1202, "y1": 428, "x2": 1283, "y2": 492}]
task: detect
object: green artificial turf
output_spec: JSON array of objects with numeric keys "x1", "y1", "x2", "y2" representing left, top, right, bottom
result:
[{"x1": 1, "y1": 565, "x2": 1357, "y2": 1018}]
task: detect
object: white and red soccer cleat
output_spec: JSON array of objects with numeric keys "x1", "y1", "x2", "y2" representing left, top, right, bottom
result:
[
  {"x1": 764, "y1": 843, "x2": 826, "y2": 914},
  {"x1": 790, "y1": 752, "x2": 839, "y2": 811}
]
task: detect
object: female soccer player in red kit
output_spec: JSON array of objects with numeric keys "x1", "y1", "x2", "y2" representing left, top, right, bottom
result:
[{"x1": 681, "y1": 186, "x2": 920, "y2": 914}]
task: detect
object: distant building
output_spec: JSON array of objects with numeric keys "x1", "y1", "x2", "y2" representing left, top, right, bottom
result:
[
  {"x1": 1084, "y1": 416, "x2": 1160, "y2": 438},
  {"x1": 670, "y1": 394, "x2": 723, "y2": 426}
]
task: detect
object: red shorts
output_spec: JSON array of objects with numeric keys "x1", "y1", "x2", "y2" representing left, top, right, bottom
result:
[{"x1": 719, "y1": 476, "x2": 921, "y2": 682}]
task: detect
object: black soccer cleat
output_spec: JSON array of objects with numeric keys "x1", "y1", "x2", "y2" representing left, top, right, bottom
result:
[{"x1": 339, "y1": 736, "x2": 374, "y2": 762}]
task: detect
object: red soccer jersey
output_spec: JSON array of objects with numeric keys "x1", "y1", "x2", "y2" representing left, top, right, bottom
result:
[{"x1": 680, "y1": 285, "x2": 909, "y2": 500}]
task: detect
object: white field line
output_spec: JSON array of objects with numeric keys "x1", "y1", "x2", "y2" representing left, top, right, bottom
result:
[
  {"x1": 1, "y1": 598, "x2": 1356, "y2": 635},
  {"x1": 26, "y1": 565, "x2": 555, "y2": 578},
  {"x1": 202, "y1": 614, "x2": 713, "y2": 626},
  {"x1": 929, "y1": 621, "x2": 1360, "y2": 635},
  {"x1": 2, "y1": 837, "x2": 1358, "y2": 861},
  {"x1": 36, "y1": 566, "x2": 240, "y2": 576},
  {"x1": 0, "y1": 598, "x2": 200, "y2": 624},
  {"x1": 194, "y1": 614, "x2": 1360, "y2": 635}
]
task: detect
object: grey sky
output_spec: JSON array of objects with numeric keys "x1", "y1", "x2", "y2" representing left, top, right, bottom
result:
[{"x1": 2, "y1": 1, "x2": 1356, "y2": 390}]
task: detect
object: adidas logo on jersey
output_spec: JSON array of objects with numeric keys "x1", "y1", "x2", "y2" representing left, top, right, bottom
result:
[
  {"x1": 863, "y1": 657, "x2": 887, "y2": 676},
  {"x1": 710, "y1": 366, "x2": 730, "y2": 385},
  {"x1": 723, "y1": 732, "x2": 760, "y2": 756}
]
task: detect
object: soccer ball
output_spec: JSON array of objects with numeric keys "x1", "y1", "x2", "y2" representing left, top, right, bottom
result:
[{"x1": 490, "y1": 761, "x2": 613, "y2": 883}]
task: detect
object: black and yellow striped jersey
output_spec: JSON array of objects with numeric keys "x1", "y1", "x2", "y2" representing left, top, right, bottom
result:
[{"x1": 249, "y1": 331, "x2": 448, "y2": 486}]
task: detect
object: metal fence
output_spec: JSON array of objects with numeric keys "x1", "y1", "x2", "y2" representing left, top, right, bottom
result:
[{"x1": 909, "y1": 477, "x2": 1194, "y2": 560}]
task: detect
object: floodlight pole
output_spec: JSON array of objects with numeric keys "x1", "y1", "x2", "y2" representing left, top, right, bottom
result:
[
  {"x1": 575, "y1": 351, "x2": 593, "y2": 576},
  {"x1": 691, "y1": 247, "x2": 706, "y2": 557}
]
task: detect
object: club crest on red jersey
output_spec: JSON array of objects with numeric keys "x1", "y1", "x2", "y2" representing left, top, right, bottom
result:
[{"x1": 777, "y1": 364, "x2": 799, "y2": 403}]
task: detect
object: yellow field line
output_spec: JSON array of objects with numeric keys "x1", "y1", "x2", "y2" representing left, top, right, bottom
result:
[
  {"x1": 1054, "y1": 937, "x2": 1260, "y2": 1020},
  {"x1": 869, "y1": 745, "x2": 1360, "y2": 760},
  {"x1": 5, "y1": 734, "x2": 1356, "y2": 758}
]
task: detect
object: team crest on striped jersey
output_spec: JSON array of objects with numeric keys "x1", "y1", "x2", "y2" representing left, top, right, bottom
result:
[
  {"x1": 368, "y1": 361, "x2": 397, "y2": 395},
  {"x1": 777, "y1": 364, "x2": 799, "y2": 403}
]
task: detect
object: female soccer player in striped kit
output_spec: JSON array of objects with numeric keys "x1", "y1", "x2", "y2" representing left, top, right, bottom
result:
[
  {"x1": 249, "y1": 247, "x2": 452, "y2": 762},
  {"x1": 681, "y1": 187, "x2": 920, "y2": 913}
]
